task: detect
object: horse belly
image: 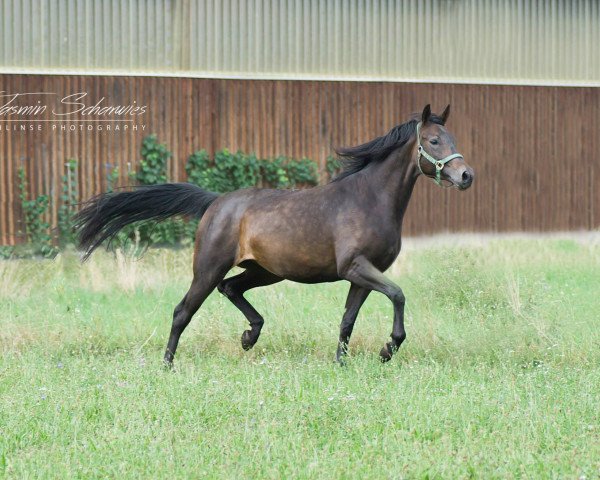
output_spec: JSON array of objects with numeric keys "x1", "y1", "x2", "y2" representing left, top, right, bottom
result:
[{"x1": 236, "y1": 221, "x2": 339, "y2": 282}]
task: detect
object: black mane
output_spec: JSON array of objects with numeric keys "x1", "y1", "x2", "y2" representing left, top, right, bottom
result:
[{"x1": 331, "y1": 115, "x2": 445, "y2": 182}]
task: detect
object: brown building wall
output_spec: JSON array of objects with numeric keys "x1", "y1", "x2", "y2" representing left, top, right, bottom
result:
[{"x1": 1, "y1": 74, "x2": 598, "y2": 244}]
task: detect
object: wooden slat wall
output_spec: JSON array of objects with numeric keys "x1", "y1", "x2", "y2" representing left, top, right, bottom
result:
[{"x1": 1, "y1": 74, "x2": 598, "y2": 245}]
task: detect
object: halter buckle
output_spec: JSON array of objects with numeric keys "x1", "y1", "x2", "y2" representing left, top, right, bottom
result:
[{"x1": 435, "y1": 160, "x2": 444, "y2": 170}]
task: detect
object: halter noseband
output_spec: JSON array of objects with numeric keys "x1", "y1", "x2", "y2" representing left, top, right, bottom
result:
[{"x1": 416, "y1": 122, "x2": 464, "y2": 186}]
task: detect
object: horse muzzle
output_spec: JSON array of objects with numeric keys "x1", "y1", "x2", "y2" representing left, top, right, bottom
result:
[{"x1": 445, "y1": 164, "x2": 474, "y2": 190}]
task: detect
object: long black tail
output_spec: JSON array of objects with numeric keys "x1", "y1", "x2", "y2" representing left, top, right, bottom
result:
[{"x1": 75, "y1": 183, "x2": 219, "y2": 260}]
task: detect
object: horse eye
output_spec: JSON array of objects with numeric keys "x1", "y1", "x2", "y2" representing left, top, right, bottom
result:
[{"x1": 430, "y1": 138, "x2": 439, "y2": 145}]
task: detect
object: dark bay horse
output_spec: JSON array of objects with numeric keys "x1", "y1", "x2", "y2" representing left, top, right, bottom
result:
[{"x1": 76, "y1": 105, "x2": 474, "y2": 365}]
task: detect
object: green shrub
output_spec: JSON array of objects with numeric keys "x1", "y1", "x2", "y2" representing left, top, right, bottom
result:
[
  {"x1": 17, "y1": 167, "x2": 56, "y2": 258},
  {"x1": 57, "y1": 159, "x2": 78, "y2": 247},
  {"x1": 209, "y1": 149, "x2": 261, "y2": 192},
  {"x1": 186, "y1": 151, "x2": 319, "y2": 192},
  {"x1": 259, "y1": 156, "x2": 290, "y2": 188},
  {"x1": 137, "y1": 135, "x2": 170, "y2": 185},
  {"x1": 326, "y1": 155, "x2": 342, "y2": 180},
  {"x1": 285, "y1": 157, "x2": 318, "y2": 186},
  {"x1": 186, "y1": 150, "x2": 212, "y2": 189},
  {"x1": 186, "y1": 149, "x2": 261, "y2": 193}
]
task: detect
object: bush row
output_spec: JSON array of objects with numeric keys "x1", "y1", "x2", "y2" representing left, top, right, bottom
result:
[{"x1": 1, "y1": 135, "x2": 342, "y2": 259}]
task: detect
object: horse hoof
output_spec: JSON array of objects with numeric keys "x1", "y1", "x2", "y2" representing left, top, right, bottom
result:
[
  {"x1": 379, "y1": 344, "x2": 393, "y2": 363},
  {"x1": 241, "y1": 330, "x2": 254, "y2": 351}
]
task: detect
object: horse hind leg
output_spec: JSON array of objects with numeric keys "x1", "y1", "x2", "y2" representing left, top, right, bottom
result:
[
  {"x1": 217, "y1": 265, "x2": 282, "y2": 350},
  {"x1": 163, "y1": 259, "x2": 232, "y2": 367}
]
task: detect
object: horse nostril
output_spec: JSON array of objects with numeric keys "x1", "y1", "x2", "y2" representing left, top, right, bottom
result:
[{"x1": 462, "y1": 170, "x2": 472, "y2": 183}]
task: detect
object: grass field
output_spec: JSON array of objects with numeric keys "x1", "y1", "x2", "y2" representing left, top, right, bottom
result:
[{"x1": 1, "y1": 235, "x2": 599, "y2": 479}]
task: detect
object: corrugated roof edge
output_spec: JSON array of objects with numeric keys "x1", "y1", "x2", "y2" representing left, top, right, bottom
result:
[{"x1": 1, "y1": 68, "x2": 599, "y2": 88}]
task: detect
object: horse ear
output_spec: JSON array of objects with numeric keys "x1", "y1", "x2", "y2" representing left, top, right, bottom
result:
[
  {"x1": 441, "y1": 104, "x2": 451, "y2": 124},
  {"x1": 421, "y1": 104, "x2": 431, "y2": 123}
]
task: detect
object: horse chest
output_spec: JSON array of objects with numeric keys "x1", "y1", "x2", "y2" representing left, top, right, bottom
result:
[
  {"x1": 361, "y1": 229, "x2": 402, "y2": 271},
  {"x1": 371, "y1": 244, "x2": 401, "y2": 271}
]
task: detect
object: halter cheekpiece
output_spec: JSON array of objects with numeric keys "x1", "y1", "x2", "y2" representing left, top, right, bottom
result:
[{"x1": 415, "y1": 122, "x2": 464, "y2": 186}]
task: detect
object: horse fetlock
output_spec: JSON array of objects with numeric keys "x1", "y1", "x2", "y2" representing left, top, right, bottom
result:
[
  {"x1": 163, "y1": 351, "x2": 175, "y2": 369},
  {"x1": 392, "y1": 331, "x2": 407, "y2": 346},
  {"x1": 336, "y1": 342, "x2": 349, "y2": 364},
  {"x1": 336, "y1": 351, "x2": 348, "y2": 366}
]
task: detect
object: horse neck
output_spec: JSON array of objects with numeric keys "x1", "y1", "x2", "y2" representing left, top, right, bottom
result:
[{"x1": 367, "y1": 141, "x2": 419, "y2": 223}]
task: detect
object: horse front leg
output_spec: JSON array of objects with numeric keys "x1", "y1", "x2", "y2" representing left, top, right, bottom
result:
[
  {"x1": 338, "y1": 255, "x2": 406, "y2": 363},
  {"x1": 336, "y1": 283, "x2": 370, "y2": 364}
]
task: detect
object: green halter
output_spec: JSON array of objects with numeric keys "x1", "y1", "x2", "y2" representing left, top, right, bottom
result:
[{"x1": 416, "y1": 122, "x2": 464, "y2": 186}]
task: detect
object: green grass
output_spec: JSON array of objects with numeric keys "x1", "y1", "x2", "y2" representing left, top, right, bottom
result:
[{"x1": 1, "y1": 237, "x2": 599, "y2": 479}]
